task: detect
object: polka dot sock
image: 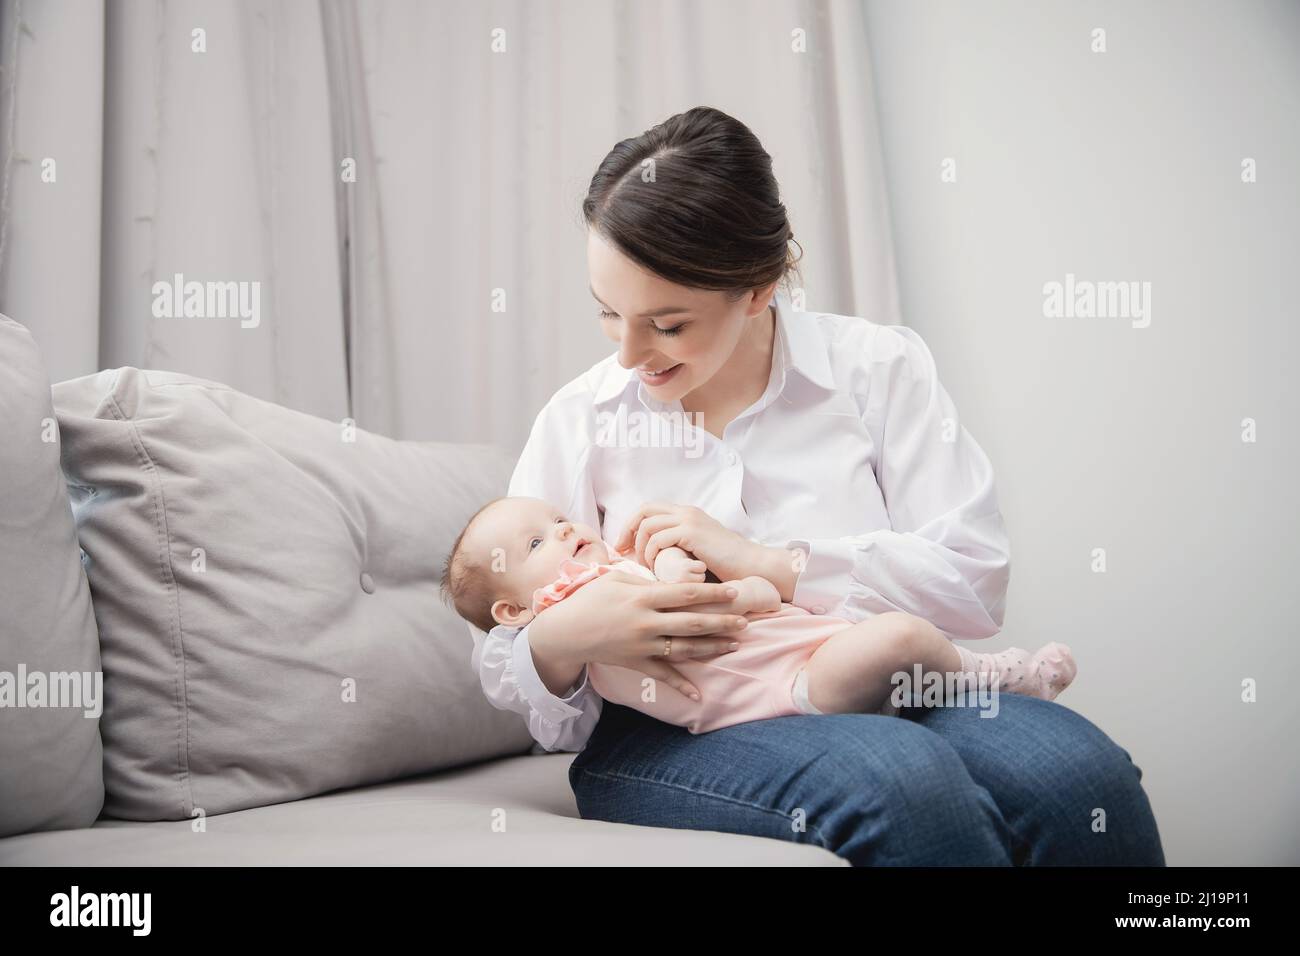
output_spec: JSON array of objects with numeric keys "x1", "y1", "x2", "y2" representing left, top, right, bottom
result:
[{"x1": 954, "y1": 642, "x2": 1077, "y2": 700}]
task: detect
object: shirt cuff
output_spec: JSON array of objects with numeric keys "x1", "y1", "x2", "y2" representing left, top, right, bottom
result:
[
  {"x1": 511, "y1": 627, "x2": 590, "y2": 723},
  {"x1": 785, "y1": 537, "x2": 861, "y2": 616}
]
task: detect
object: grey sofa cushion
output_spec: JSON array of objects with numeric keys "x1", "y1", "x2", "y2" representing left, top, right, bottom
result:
[
  {"x1": 0, "y1": 753, "x2": 846, "y2": 866},
  {"x1": 51, "y1": 367, "x2": 533, "y2": 821},
  {"x1": 0, "y1": 314, "x2": 105, "y2": 837}
]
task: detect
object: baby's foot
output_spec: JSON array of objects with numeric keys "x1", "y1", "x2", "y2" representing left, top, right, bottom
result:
[
  {"x1": 727, "y1": 576, "x2": 783, "y2": 614},
  {"x1": 654, "y1": 548, "x2": 707, "y2": 584},
  {"x1": 990, "y1": 643, "x2": 1077, "y2": 700}
]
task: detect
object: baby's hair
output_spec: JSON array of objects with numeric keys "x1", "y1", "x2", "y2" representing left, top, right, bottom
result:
[{"x1": 440, "y1": 496, "x2": 511, "y2": 634}]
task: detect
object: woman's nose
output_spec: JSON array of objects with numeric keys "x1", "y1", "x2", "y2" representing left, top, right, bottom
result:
[{"x1": 617, "y1": 328, "x2": 650, "y2": 369}]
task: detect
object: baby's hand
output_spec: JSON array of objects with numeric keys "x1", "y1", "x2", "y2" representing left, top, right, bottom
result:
[{"x1": 653, "y1": 547, "x2": 708, "y2": 584}]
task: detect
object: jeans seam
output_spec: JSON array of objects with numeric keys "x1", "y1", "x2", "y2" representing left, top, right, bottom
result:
[{"x1": 571, "y1": 766, "x2": 833, "y2": 852}]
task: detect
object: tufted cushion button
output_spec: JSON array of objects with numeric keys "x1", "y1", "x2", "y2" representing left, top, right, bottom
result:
[{"x1": 359, "y1": 571, "x2": 375, "y2": 594}]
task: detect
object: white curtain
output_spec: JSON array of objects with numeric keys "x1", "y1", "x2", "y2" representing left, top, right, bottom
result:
[{"x1": 1, "y1": 0, "x2": 899, "y2": 450}]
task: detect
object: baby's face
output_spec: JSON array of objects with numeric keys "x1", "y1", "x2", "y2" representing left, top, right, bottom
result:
[{"x1": 469, "y1": 497, "x2": 610, "y2": 628}]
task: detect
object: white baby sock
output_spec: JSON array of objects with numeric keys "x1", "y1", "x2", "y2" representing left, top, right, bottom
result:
[{"x1": 954, "y1": 643, "x2": 1077, "y2": 700}]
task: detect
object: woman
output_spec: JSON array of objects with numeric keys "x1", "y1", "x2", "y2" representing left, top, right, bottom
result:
[{"x1": 473, "y1": 106, "x2": 1165, "y2": 865}]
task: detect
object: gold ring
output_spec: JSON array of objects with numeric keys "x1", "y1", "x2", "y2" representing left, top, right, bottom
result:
[{"x1": 662, "y1": 638, "x2": 672, "y2": 658}]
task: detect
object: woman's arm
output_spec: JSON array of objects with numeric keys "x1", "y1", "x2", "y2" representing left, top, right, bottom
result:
[
  {"x1": 473, "y1": 619, "x2": 602, "y2": 752},
  {"x1": 615, "y1": 325, "x2": 1009, "y2": 640},
  {"x1": 780, "y1": 325, "x2": 1009, "y2": 638},
  {"x1": 476, "y1": 570, "x2": 747, "y2": 751}
]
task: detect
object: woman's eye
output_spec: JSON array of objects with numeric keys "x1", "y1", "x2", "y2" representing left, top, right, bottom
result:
[{"x1": 599, "y1": 308, "x2": 682, "y2": 337}]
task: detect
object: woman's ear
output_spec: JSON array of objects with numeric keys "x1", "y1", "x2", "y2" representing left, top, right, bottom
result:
[
  {"x1": 492, "y1": 598, "x2": 535, "y2": 629},
  {"x1": 748, "y1": 280, "x2": 779, "y2": 316},
  {"x1": 743, "y1": 283, "x2": 769, "y2": 321}
]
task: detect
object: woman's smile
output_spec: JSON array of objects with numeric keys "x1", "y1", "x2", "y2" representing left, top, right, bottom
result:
[{"x1": 636, "y1": 363, "x2": 683, "y2": 386}]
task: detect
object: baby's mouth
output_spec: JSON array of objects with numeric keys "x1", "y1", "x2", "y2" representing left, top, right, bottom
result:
[{"x1": 572, "y1": 539, "x2": 591, "y2": 557}]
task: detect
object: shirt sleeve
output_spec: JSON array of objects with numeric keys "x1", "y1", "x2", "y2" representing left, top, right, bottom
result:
[
  {"x1": 785, "y1": 326, "x2": 1010, "y2": 639},
  {"x1": 471, "y1": 620, "x2": 603, "y2": 753},
  {"x1": 469, "y1": 391, "x2": 606, "y2": 752}
]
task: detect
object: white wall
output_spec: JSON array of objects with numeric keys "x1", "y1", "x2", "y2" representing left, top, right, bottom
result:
[{"x1": 864, "y1": 0, "x2": 1300, "y2": 864}]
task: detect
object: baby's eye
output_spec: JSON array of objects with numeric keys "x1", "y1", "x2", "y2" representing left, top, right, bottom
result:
[{"x1": 528, "y1": 537, "x2": 542, "y2": 550}]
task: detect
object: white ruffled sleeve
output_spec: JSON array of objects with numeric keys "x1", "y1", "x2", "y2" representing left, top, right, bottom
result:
[{"x1": 471, "y1": 622, "x2": 603, "y2": 752}]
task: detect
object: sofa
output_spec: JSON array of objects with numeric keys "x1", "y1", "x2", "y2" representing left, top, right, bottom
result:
[{"x1": 0, "y1": 314, "x2": 841, "y2": 866}]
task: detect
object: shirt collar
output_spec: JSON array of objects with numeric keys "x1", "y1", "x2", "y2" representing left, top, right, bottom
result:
[
  {"x1": 591, "y1": 290, "x2": 835, "y2": 406},
  {"x1": 774, "y1": 291, "x2": 836, "y2": 392}
]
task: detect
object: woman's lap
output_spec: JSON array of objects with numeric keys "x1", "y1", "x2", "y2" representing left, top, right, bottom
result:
[
  {"x1": 568, "y1": 693, "x2": 1165, "y2": 866},
  {"x1": 900, "y1": 692, "x2": 1166, "y2": 865}
]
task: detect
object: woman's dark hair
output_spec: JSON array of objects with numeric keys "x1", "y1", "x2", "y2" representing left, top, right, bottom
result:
[{"x1": 582, "y1": 106, "x2": 803, "y2": 299}]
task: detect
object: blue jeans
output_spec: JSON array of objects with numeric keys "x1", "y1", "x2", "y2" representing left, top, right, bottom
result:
[{"x1": 569, "y1": 691, "x2": 1166, "y2": 865}]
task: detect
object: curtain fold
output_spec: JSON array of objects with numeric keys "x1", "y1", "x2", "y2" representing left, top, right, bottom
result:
[
  {"x1": 0, "y1": 0, "x2": 104, "y2": 381},
  {"x1": 1, "y1": 0, "x2": 899, "y2": 449}
]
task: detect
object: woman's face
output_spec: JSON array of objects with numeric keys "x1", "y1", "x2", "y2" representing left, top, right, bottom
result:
[{"x1": 586, "y1": 229, "x2": 773, "y2": 404}]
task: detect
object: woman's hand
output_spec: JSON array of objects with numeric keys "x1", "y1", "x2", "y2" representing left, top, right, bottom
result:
[
  {"x1": 615, "y1": 503, "x2": 805, "y2": 602},
  {"x1": 526, "y1": 569, "x2": 750, "y2": 702}
]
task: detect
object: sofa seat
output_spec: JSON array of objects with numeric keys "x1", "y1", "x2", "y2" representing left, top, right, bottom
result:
[{"x1": 0, "y1": 753, "x2": 844, "y2": 866}]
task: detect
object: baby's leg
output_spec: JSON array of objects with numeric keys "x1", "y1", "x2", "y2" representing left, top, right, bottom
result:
[
  {"x1": 801, "y1": 613, "x2": 961, "y2": 715},
  {"x1": 688, "y1": 576, "x2": 782, "y2": 615},
  {"x1": 801, "y1": 612, "x2": 1078, "y2": 714}
]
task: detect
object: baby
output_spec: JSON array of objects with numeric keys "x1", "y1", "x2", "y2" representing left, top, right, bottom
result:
[{"x1": 443, "y1": 496, "x2": 1077, "y2": 734}]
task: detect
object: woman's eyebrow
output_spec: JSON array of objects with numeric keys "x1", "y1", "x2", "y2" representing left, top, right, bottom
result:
[{"x1": 589, "y1": 284, "x2": 691, "y2": 318}]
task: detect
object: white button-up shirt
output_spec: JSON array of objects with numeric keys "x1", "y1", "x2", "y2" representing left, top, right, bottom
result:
[{"x1": 470, "y1": 291, "x2": 1010, "y2": 752}]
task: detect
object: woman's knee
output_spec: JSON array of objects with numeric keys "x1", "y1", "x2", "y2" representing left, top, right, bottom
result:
[
  {"x1": 1043, "y1": 715, "x2": 1146, "y2": 803},
  {"x1": 803, "y1": 718, "x2": 1013, "y2": 865},
  {"x1": 1015, "y1": 707, "x2": 1166, "y2": 865}
]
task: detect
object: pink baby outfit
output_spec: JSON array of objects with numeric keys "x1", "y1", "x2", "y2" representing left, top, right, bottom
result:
[{"x1": 532, "y1": 557, "x2": 856, "y2": 734}]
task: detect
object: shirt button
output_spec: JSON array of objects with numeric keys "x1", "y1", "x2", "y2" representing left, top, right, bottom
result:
[
  {"x1": 360, "y1": 572, "x2": 376, "y2": 594},
  {"x1": 812, "y1": 605, "x2": 827, "y2": 614},
  {"x1": 727, "y1": 452, "x2": 738, "y2": 465}
]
